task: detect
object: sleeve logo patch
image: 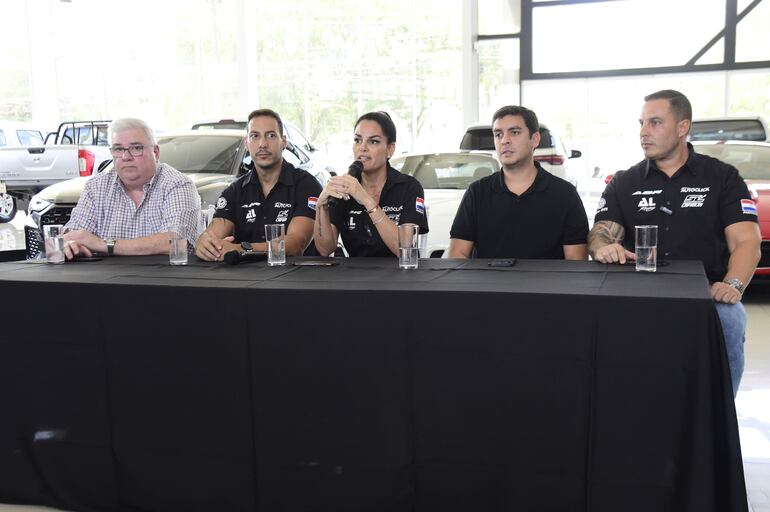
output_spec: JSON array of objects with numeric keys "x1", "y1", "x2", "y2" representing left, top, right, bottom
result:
[
  {"x1": 741, "y1": 199, "x2": 758, "y2": 215},
  {"x1": 216, "y1": 197, "x2": 227, "y2": 210},
  {"x1": 415, "y1": 197, "x2": 425, "y2": 215},
  {"x1": 308, "y1": 196, "x2": 318, "y2": 210}
]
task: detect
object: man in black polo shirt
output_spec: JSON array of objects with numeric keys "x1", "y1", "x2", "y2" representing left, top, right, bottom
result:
[
  {"x1": 194, "y1": 109, "x2": 321, "y2": 261},
  {"x1": 448, "y1": 105, "x2": 588, "y2": 259},
  {"x1": 588, "y1": 89, "x2": 761, "y2": 396}
]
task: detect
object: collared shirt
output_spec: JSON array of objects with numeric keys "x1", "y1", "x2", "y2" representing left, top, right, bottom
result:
[
  {"x1": 450, "y1": 162, "x2": 588, "y2": 259},
  {"x1": 594, "y1": 143, "x2": 758, "y2": 282},
  {"x1": 329, "y1": 165, "x2": 429, "y2": 257},
  {"x1": 213, "y1": 159, "x2": 322, "y2": 243},
  {"x1": 66, "y1": 162, "x2": 203, "y2": 247}
]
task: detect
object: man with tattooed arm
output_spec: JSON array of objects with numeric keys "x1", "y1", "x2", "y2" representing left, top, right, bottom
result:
[{"x1": 588, "y1": 89, "x2": 761, "y2": 397}]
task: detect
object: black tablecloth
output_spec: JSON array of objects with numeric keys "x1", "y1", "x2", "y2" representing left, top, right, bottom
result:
[{"x1": 0, "y1": 256, "x2": 746, "y2": 511}]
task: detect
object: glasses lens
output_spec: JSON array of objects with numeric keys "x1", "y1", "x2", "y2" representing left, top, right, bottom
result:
[{"x1": 128, "y1": 145, "x2": 144, "y2": 156}]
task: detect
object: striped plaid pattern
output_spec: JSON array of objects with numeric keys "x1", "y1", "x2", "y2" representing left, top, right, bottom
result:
[{"x1": 65, "y1": 163, "x2": 203, "y2": 247}]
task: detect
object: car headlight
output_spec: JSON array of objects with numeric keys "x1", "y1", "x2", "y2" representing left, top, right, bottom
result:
[{"x1": 28, "y1": 195, "x2": 52, "y2": 213}]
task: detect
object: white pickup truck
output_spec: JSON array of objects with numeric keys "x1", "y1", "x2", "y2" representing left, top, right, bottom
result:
[{"x1": 0, "y1": 120, "x2": 112, "y2": 222}]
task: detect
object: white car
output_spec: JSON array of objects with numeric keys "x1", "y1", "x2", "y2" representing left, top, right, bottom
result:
[
  {"x1": 390, "y1": 151, "x2": 501, "y2": 258},
  {"x1": 459, "y1": 123, "x2": 583, "y2": 186}
]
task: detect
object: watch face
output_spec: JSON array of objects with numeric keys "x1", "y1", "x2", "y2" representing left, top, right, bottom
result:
[{"x1": 241, "y1": 241, "x2": 253, "y2": 251}]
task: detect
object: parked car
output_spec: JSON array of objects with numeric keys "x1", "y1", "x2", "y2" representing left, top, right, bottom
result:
[
  {"x1": 0, "y1": 121, "x2": 45, "y2": 222},
  {"x1": 0, "y1": 120, "x2": 112, "y2": 223},
  {"x1": 0, "y1": 121, "x2": 44, "y2": 146},
  {"x1": 692, "y1": 140, "x2": 770, "y2": 275},
  {"x1": 24, "y1": 129, "x2": 331, "y2": 259},
  {"x1": 193, "y1": 118, "x2": 336, "y2": 175},
  {"x1": 690, "y1": 117, "x2": 769, "y2": 143},
  {"x1": 459, "y1": 123, "x2": 583, "y2": 186},
  {"x1": 390, "y1": 151, "x2": 501, "y2": 258}
]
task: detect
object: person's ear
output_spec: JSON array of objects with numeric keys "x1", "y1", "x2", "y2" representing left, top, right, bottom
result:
[{"x1": 531, "y1": 129, "x2": 541, "y2": 149}]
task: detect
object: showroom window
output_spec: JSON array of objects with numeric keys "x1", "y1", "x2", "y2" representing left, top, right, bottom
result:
[
  {"x1": 737, "y1": 0, "x2": 770, "y2": 62},
  {"x1": 479, "y1": 39, "x2": 521, "y2": 122},
  {"x1": 530, "y1": 0, "x2": 726, "y2": 73}
]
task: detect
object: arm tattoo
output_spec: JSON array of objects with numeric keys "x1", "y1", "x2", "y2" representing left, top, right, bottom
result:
[{"x1": 588, "y1": 220, "x2": 625, "y2": 254}]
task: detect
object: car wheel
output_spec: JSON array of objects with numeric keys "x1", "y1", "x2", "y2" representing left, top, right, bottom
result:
[{"x1": 0, "y1": 192, "x2": 17, "y2": 223}]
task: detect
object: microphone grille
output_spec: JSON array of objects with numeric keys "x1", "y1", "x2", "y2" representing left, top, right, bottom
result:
[{"x1": 223, "y1": 250, "x2": 241, "y2": 265}]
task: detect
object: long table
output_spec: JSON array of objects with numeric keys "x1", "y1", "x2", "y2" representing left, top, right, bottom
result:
[{"x1": 0, "y1": 256, "x2": 747, "y2": 511}]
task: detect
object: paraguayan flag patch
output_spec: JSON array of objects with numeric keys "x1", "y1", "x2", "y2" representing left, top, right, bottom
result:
[
  {"x1": 741, "y1": 199, "x2": 757, "y2": 216},
  {"x1": 308, "y1": 196, "x2": 318, "y2": 210}
]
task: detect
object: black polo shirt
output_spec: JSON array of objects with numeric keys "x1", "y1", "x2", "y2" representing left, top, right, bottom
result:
[
  {"x1": 594, "y1": 143, "x2": 758, "y2": 282},
  {"x1": 450, "y1": 163, "x2": 589, "y2": 259},
  {"x1": 329, "y1": 165, "x2": 429, "y2": 257},
  {"x1": 213, "y1": 160, "x2": 322, "y2": 243}
]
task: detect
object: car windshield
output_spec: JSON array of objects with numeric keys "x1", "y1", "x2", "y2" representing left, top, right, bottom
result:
[
  {"x1": 16, "y1": 129, "x2": 44, "y2": 145},
  {"x1": 460, "y1": 126, "x2": 555, "y2": 151},
  {"x1": 158, "y1": 135, "x2": 241, "y2": 174},
  {"x1": 690, "y1": 119, "x2": 766, "y2": 142},
  {"x1": 392, "y1": 153, "x2": 499, "y2": 189},
  {"x1": 694, "y1": 144, "x2": 770, "y2": 180}
]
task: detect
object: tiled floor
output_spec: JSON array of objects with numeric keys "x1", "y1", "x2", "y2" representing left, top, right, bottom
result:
[
  {"x1": 741, "y1": 280, "x2": 770, "y2": 512},
  {"x1": 1, "y1": 209, "x2": 769, "y2": 511}
]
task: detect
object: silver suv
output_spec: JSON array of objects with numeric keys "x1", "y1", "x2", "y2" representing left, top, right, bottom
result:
[
  {"x1": 460, "y1": 123, "x2": 582, "y2": 186},
  {"x1": 689, "y1": 117, "x2": 769, "y2": 143}
]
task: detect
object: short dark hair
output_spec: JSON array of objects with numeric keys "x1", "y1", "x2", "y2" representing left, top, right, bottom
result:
[
  {"x1": 492, "y1": 105, "x2": 539, "y2": 138},
  {"x1": 355, "y1": 111, "x2": 397, "y2": 144},
  {"x1": 644, "y1": 90, "x2": 692, "y2": 122},
  {"x1": 247, "y1": 108, "x2": 284, "y2": 136}
]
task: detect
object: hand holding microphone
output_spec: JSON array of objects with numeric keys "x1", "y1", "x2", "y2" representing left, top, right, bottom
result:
[{"x1": 326, "y1": 160, "x2": 364, "y2": 208}]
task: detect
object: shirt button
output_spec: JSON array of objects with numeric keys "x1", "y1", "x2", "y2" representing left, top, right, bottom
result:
[
  {"x1": 665, "y1": 227, "x2": 670, "y2": 231},
  {"x1": 666, "y1": 201, "x2": 671, "y2": 205}
]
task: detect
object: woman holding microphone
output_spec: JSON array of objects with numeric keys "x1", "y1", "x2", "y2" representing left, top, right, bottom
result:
[{"x1": 314, "y1": 111, "x2": 428, "y2": 257}]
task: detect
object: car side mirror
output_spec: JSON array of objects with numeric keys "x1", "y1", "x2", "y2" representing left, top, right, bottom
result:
[
  {"x1": 569, "y1": 149, "x2": 582, "y2": 159},
  {"x1": 97, "y1": 159, "x2": 113, "y2": 173}
]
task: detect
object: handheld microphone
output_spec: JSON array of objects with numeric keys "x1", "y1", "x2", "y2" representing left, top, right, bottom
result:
[
  {"x1": 223, "y1": 249, "x2": 266, "y2": 265},
  {"x1": 327, "y1": 160, "x2": 364, "y2": 208}
]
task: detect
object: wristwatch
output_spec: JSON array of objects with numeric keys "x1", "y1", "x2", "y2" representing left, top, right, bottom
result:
[
  {"x1": 724, "y1": 277, "x2": 745, "y2": 294},
  {"x1": 103, "y1": 238, "x2": 116, "y2": 256},
  {"x1": 241, "y1": 241, "x2": 253, "y2": 251}
]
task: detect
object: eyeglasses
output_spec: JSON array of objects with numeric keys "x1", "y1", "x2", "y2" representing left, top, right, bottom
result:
[{"x1": 109, "y1": 144, "x2": 146, "y2": 157}]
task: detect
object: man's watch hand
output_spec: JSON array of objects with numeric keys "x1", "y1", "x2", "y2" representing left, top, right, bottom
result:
[
  {"x1": 711, "y1": 281, "x2": 742, "y2": 304},
  {"x1": 724, "y1": 277, "x2": 745, "y2": 294},
  {"x1": 103, "y1": 238, "x2": 116, "y2": 256}
]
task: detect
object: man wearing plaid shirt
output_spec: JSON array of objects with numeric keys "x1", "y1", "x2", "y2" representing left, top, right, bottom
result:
[{"x1": 62, "y1": 117, "x2": 202, "y2": 259}]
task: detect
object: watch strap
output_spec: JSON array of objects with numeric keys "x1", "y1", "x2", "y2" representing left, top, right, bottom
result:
[
  {"x1": 724, "y1": 278, "x2": 744, "y2": 294},
  {"x1": 104, "y1": 238, "x2": 115, "y2": 256}
]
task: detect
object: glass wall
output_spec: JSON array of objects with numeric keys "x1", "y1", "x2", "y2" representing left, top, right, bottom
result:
[
  {"x1": 0, "y1": 0, "x2": 464, "y2": 169},
  {"x1": 522, "y1": 70, "x2": 770, "y2": 182},
  {"x1": 1, "y1": 0, "x2": 769, "y2": 174}
]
